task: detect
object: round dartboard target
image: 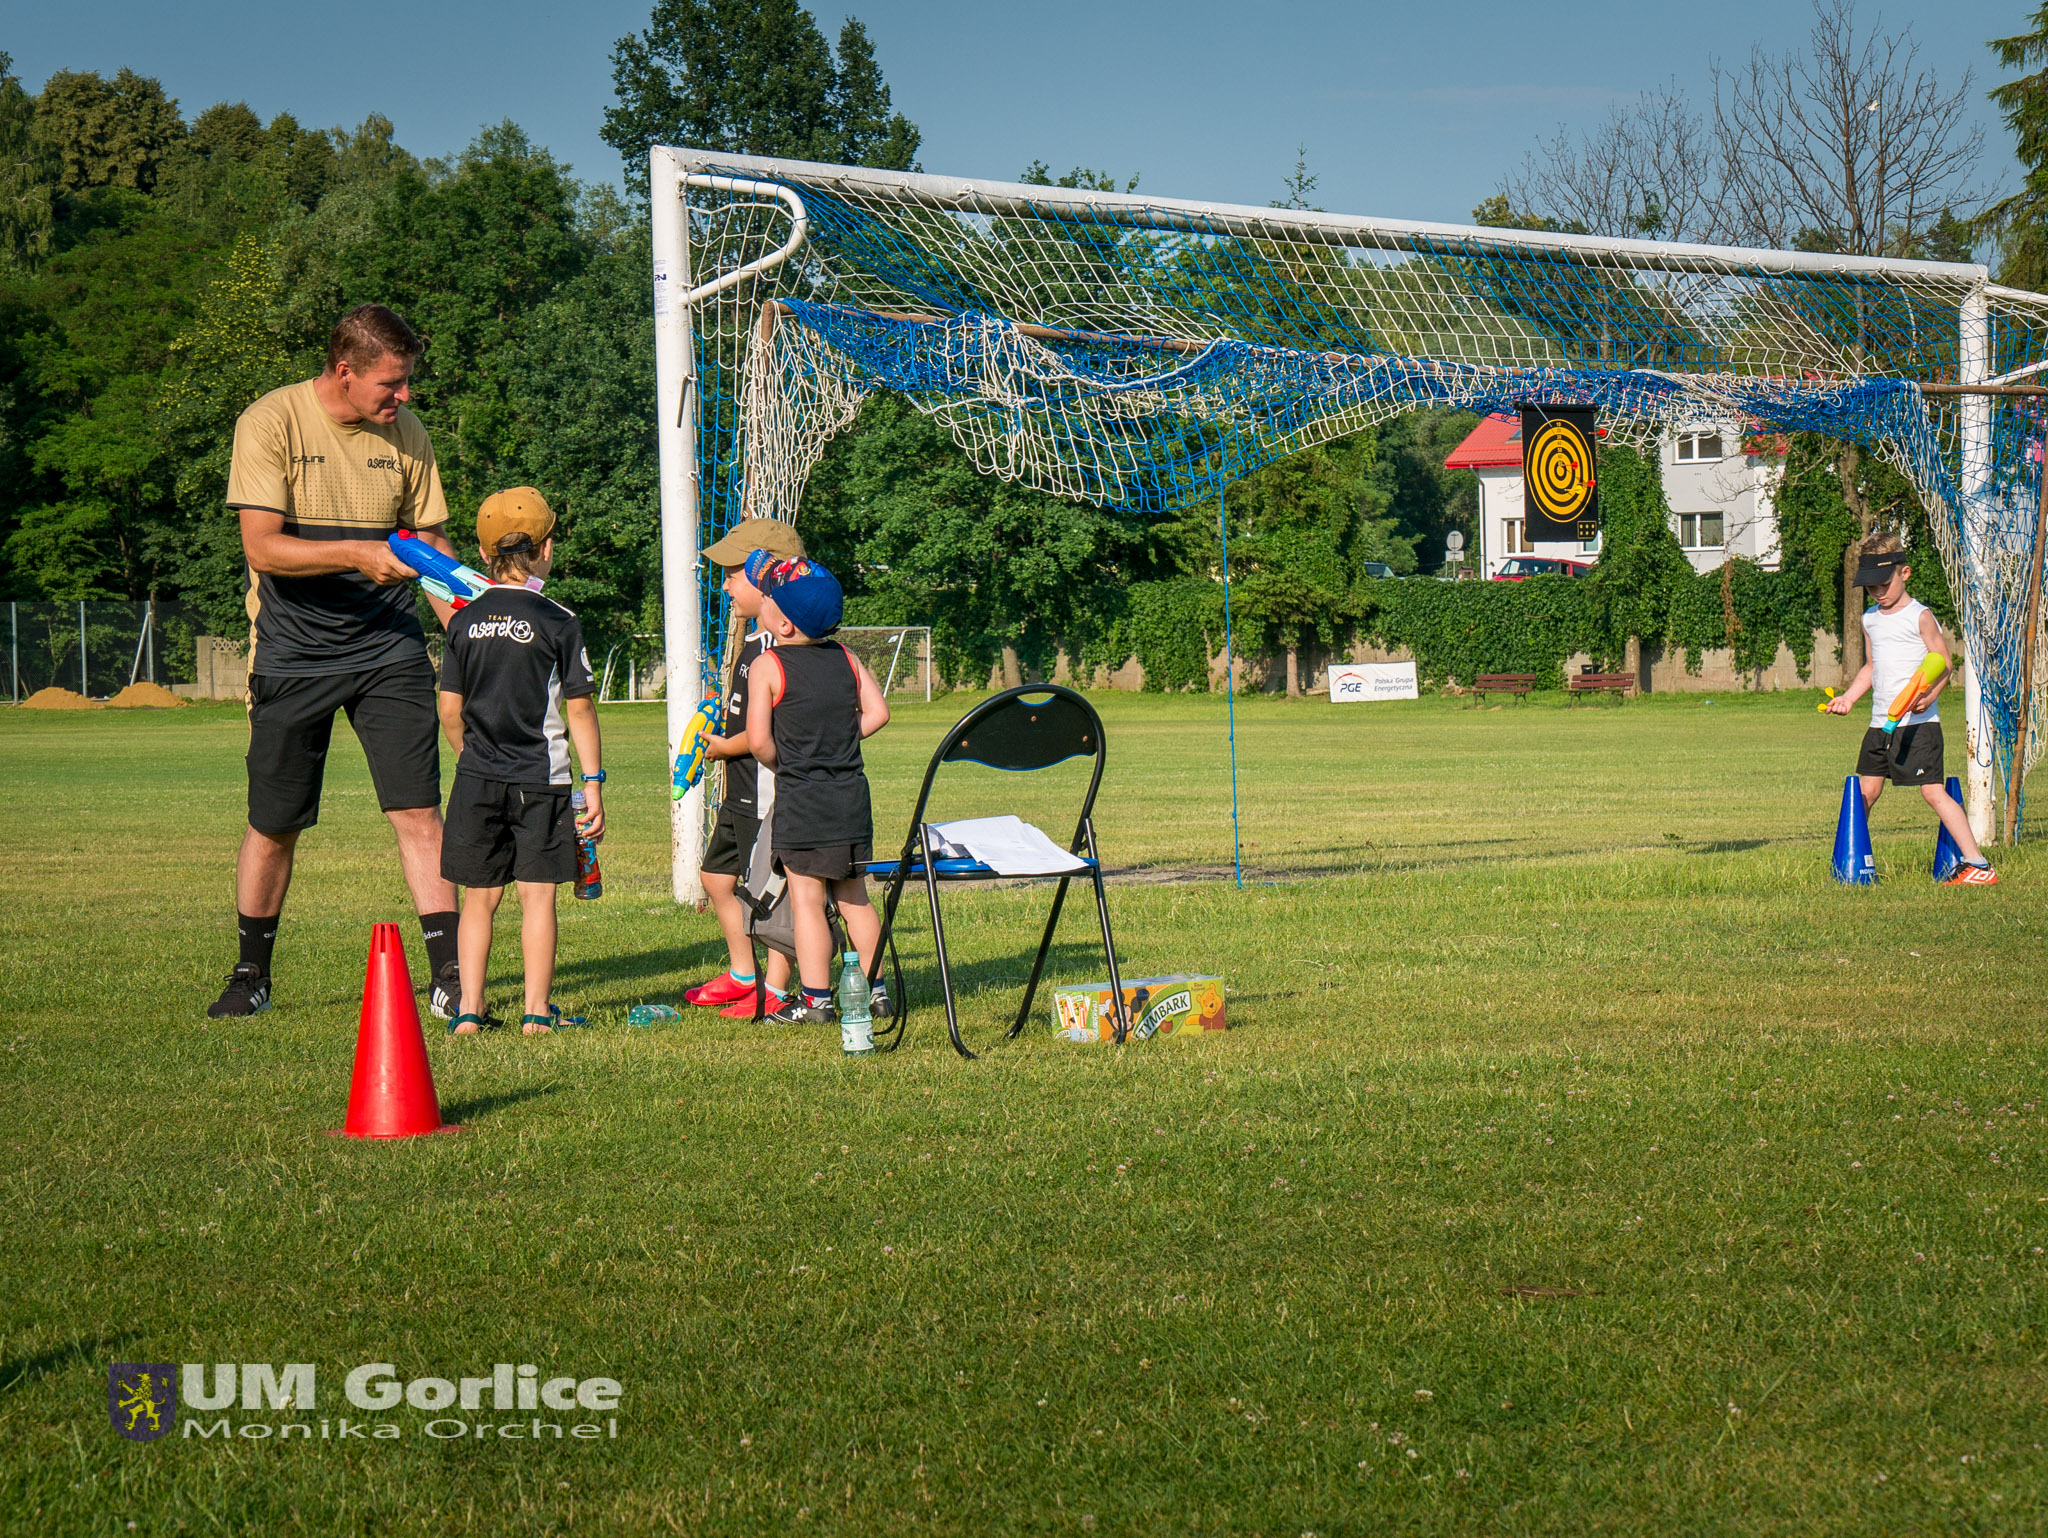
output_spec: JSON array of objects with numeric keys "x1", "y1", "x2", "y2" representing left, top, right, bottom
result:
[{"x1": 1527, "y1": 419, "x2": 1594, "y2": 522}]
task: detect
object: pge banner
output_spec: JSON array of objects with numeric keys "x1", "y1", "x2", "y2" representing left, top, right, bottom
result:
[{"x1": 1328, "y1": 662, "x2": 1419, "y2": 702}]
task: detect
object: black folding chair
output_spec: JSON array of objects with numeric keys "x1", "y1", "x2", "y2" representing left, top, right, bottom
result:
[{"x1": 865, "y1": 684, "x2": 1128, "y2": 1060}]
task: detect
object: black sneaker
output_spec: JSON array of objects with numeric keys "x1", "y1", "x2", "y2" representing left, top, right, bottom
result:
[
  {"x1": 428, "y1": 961, "x2": 461, "y2": 1021},
  {"x1": 207, "y1": 964, "x2": 272, "y2": 1018},
  {"x1": 765, "y1": 998, "x2": 839, "y2": 1026},
  {"x1": 870, "y1": 984, "x2": 893, "y2": 1020}
]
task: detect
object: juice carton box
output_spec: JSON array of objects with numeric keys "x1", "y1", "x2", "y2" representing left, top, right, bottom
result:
[{"x1": 1050, "y1": 974, "x2": 1225, "y2": 1043}]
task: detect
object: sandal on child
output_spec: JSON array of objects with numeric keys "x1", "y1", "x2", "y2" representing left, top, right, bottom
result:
[
  {"x1": 448, "y1": 1012, "x2": 499, "y2": 1036},
  {"x1": 522, "y1": 1004, "x2": 588, "y2": 1035}
]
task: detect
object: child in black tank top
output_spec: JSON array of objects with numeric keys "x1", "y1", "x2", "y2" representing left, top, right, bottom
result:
[{"x1": 745, "y1": 561, "x2": 892, "y2": 1024}]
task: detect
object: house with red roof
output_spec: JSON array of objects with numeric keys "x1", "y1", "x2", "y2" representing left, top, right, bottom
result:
[{"x1": 1444, "y1": 416, "x2": 1782, "y2": 579}]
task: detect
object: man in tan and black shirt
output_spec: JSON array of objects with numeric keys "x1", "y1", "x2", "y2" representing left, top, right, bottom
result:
[{"x1": 208, "y1": 304, "x2": 465, "y2": 1019}]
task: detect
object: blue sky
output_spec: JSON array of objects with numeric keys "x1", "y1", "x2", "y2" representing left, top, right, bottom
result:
[{"x1": 6, "y1": 1, "x2": 2028, "y2": 220}]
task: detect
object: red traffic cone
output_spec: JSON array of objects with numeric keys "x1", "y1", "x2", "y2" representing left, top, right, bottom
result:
[{"x1": 331, "y1": 923, "x2": 459, "y2": 1138}]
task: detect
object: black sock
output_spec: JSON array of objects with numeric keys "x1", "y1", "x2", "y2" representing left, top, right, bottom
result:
[
  {"x1": 237, "y1": 912, "x2": 278, "y2": 976},
  {"x1": 419, "y1": 911, "x2": 460, "y2": 980}
]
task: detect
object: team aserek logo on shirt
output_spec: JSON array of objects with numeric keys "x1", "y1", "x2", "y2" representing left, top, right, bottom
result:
[{"x1": 465, "y1": 616, "x2": 535, "y2": 644}]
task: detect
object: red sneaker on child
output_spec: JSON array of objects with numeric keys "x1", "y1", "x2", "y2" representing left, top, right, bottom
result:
[
  {"x1": 684, "y1": 971, "x2": 759, "y2": 1007},
  {"x1": 720, "y1": 990, "x2": 783, "y2": 1019}
]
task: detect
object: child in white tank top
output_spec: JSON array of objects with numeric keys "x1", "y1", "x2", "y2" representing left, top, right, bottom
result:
[{"x1": 1823, "y1": 543, "x2": 1996, "y2": 884}]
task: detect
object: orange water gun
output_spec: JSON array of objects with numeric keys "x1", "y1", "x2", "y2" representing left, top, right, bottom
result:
[{"x1": 1881, "y1": 653, "x2": 1947, "y2": 734}]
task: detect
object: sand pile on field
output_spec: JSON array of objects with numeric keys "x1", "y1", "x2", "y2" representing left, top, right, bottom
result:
[
  {"x1": 107, "y1": 681, "x2": 186, "y2": 708},
  {"x1": 21, "y1": 687, "x2": 100, "y2": 710}
]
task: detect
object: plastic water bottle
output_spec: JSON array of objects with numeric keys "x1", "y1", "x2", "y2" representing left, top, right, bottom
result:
[
  {"x1": 571, "y1": 790, "x2": 602, "y2": 900},
  {"x1": 626, "y1": 1004, "x2": 682, "y2": 1027},
  {"x1": 838, "y1": 951, "x2": 873, "y2": 1055}
]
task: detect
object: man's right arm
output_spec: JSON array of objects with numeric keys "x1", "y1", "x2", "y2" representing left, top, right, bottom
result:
[{"x1": 237, "y1": 508, "x2": 416, "y2": 583}]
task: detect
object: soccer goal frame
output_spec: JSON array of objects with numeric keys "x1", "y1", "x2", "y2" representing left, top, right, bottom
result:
[
  {"x1": 649, "y1": 144, "x2": 2048, "y2": 904},
  {"x1": 835, "y1": 625, "x2": 933, "y2": 700}
]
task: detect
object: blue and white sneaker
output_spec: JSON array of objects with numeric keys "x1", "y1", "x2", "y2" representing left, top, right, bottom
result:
[{"x1": 206, "y1": 964, "x2": 272, "y2": 1019}]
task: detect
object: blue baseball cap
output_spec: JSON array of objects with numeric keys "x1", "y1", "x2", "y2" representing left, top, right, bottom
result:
[{"x1": 762, "y1": 560, "x2": 844, "y2": 639}]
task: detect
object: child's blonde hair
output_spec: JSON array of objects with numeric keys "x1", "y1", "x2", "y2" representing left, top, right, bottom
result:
[{"x1": 485, "y1": 533, "x2": 542, "y2": 584}]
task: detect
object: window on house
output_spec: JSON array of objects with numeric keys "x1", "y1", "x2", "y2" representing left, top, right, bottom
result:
[
  {"x1": 1676, "y1": 512, "x2": 1725, "y2": 548},
  {"x1": 1504, "y1": 518, "x2": 1534, "y2": 553},
  {"x1": 1578, "y1": 530, "x2": 1603, "y2": 556},
  {"x1": 1676, "y1": 432, "x2": 1725, "y2": 462}
]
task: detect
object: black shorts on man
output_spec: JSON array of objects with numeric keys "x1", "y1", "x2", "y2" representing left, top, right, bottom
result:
[
  {"x1": 1856, "y1": 723, "x2": 1944, "y2": 786},
  {"x1": 245, "y1": 655, "x2": 441, "y2": 834},
  {"x1": 441, "y1": 776, "x2": 575, "y2": 886}
]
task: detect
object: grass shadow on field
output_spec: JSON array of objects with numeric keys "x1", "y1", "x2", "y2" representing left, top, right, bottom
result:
[
  {"x1": 438, "y1": 1083, "x2": 565, "y2": 1125},
  {"x1": 0, "y1": 1331, "x2": 136, "y2": 1395},
  {"x1": 11, "y1": 696, "x2": 2048, "y2": 1534},
  {"x1": 554, "y1": 940, "x2": 728, "y2": 988}
]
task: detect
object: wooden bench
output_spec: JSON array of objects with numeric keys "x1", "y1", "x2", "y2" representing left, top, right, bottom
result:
[
  {"x1": 1472, "y1": 673, "x2": 1537, "y2": 703},
  {"x1": 1567, "y1": 671, "x2": 1636, "y2": 702}
]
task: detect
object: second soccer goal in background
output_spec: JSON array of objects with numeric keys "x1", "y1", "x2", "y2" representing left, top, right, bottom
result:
[{"x1": 835, "y1": 626, "x2": 933, "y2": 700}]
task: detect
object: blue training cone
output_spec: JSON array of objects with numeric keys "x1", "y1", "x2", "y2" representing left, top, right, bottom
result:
[
  {"x1": 1931, "y1": 775, "x2": 1967, "y2": 883},
  {"x1": 1831, "y1": 774, "x2": 1876, "y2": 885}
]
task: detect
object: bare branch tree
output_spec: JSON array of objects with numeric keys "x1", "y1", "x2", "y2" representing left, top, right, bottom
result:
[
  {"x1": 1711, "y1": 0, "x2": 1982, "y2": 255},
  {"x1": 1497, "y1": 81, "x2": 1718, "y2": 242}
]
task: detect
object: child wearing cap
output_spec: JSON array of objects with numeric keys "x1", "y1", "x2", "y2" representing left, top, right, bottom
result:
[
  {"x1": 1823, "y1": 535, "x2": 1997, "y2": 884},
  {"x1": 683, "y1": 519, "x2": 806, "y2": 1018},
  {"x1": 436, "y1": 487, "x2": 608, "y2": 1033},
  {"x1": 744, "y1": 558, "x2": 892, "y2": 1026}
]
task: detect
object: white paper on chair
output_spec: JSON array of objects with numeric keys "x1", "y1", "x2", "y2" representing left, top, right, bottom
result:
[{"x1": 925, "y1": 815, "x2": 1088, "y2": 876}]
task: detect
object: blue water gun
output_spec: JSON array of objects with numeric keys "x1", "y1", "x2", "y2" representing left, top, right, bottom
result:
[
  {"x1": 387, "y1": 531, "x2": 492, "y2": 609},
  {"x1": 672, "y1": 697, "x2": 721, "y2": 799}
]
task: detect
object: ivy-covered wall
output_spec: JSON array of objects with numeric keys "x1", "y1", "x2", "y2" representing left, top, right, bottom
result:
[
  {"x1": 1090, "y1": 444, "x2": 1842, "y2": 693},
  {"x1": 850, "y1": 438, "x2": 1956, "y2": 695}
]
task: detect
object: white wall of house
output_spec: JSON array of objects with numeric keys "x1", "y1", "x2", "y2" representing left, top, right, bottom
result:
[{"x1": 1477, "y1": 423, "x2": 1782, "y2": 578}]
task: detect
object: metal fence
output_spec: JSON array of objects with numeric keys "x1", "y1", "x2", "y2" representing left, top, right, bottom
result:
[{"x1": 4, "y1": 601, "x2": 212, "y2": 702}]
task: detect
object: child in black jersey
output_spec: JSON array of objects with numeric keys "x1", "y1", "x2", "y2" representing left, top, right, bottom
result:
[
  {"x1": 744, "y1": 560, "x2": 890, "y2": 1026},
  {"x1": 436, "y1": 488, "x2": 604, "y2": 1035}
]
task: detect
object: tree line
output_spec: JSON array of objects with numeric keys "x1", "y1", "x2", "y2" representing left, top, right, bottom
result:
[{"x1": 2, "y1": 0, "x2": 2043, "y2": 686}]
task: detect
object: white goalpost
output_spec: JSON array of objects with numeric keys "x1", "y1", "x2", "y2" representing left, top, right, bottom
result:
[
  {"x1": 648, "y1": 145, "x2": 2048, "y2": 903},
  {"x1": 649, "y1": 150, "x2": 808, "y2": 903}
]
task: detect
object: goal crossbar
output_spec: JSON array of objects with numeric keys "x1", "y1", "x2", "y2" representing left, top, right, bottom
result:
[{"x1": 668, "y1": 149, "x2": 1985, "y2": 285}]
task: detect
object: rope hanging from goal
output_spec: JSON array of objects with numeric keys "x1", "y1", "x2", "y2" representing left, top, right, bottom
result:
[{"x1": 1217, "y1": 482, "x2": 1243, "y2": 889}]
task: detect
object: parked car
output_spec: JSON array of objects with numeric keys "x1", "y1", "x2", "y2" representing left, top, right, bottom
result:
[
  {"x1": 1360, "y1": 561, "x2": 1396, "y2": 579},
  {"x1": 1492, "y1": 557, "x2": 1592, "y2": 581}
]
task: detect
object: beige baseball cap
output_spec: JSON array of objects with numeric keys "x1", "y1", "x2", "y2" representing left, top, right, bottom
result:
[
  {"x1": 477, "y1": 487, "x2": 557, "y2": 554},
  {"x1": 702, "y1": 517, "x2": 804, "y2": 566}
]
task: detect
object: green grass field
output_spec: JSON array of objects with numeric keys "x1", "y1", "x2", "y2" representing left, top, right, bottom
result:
[{"x1": 2, "y1": 689, "x2": 2043, "y2": 1535}]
